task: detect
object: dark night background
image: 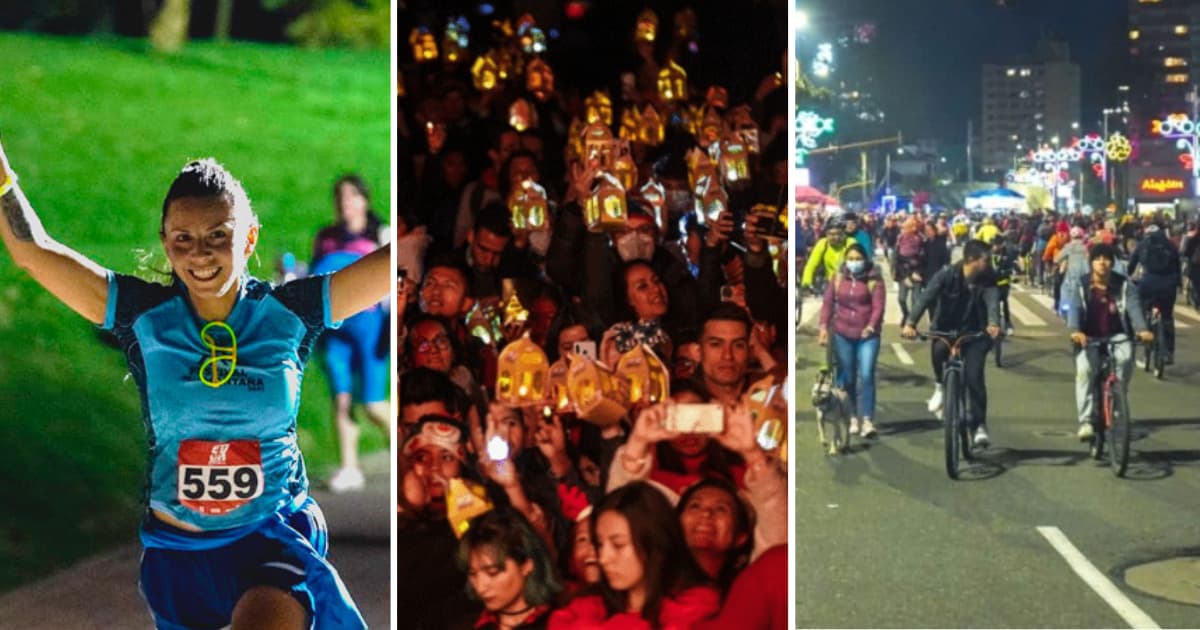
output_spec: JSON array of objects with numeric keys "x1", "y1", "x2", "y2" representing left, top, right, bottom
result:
[{"x1": 803, "y1": 0, "x2": 1129, "y2": 145}]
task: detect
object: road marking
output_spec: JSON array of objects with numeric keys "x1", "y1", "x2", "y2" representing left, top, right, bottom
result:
[
  {"x1": 885, "y1": 300, "x2": 902, "y2": 326},
  {"x1": 800, "y1": 297, "x2": 820, "y2": 326},
  {"x1": 1008, "y1": 295, "x2": 1046, "y2": 326},
  {"x1": 1174, "y1": 307, "x2": 1200, "y2": 326},
  {"x1": 1036, "y1": 526, "x2": 1161, "y2": 629},
  {"x1": 1029, "y1": 293, "x2": 1058, "y2": 314},
  {"x1": 891, "y1": 342, "x2": 914, "y2": 365}
]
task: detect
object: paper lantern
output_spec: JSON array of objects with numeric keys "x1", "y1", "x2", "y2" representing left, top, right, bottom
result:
[
  {"x1": 509, "y1": 98, "x2": 537, "y2": 132},
  {"x1": 616, "y1": 344, "x2": 670, "y2": 405},
  {"x1": 410, "y1": 27, "x2": 438, "y2": 62},
  {"x1": 585, "y1": 171, "x2": 628, "y2": 232},
  {"x1": 637, "y1": 105, "x2": 665, "y2": 146},
  {"x1": 566, "y1": 118, "x2": 585, "y2": 162},
  {"x1": 585, "y1": 91, "x2": 613, "y2": 126},
  {"x1": 501, "y1": 279, "x2": 530, "y2": 327},
  {"x1": 442, "y1": 17, "x2": 469, "y2": 64},
  {"x1": 547, "y1": 358, "x2": 572, "y2": 412},
  {"x1": 447, "y1": 478, "x2": 493, "y2": 538},
  {"x1": 619, "y1": 107, "x2": 640, "y2": 143},
  {"x1": 718, "y1": 139, "x2": 751, "y2": 186},
  {"x1": 472, "y1": 52, "x2": 501, "y2": 92},
  {"x1": 686, "y1": 148, "x2": 717, "y2": 193},
  {"x1": 508, "y1": 179, "x2": 549, "y2": 232},
  {"x1": 638, "y1": 178, "x2": 666, "y2": 234},
  {"x1": 496, "y1": 333, "x2": 549, "y2": 406},
  {"x1": 635, "y1": 8, "x2": 658, "y2": 43},
  {"x1": 745, "y1": 375, "x2": 788, "y2": 457},
  {"x1": 526, "y1": 57, "x2": 555, "y2": 102},
  {"x1": 698, "y1": 107, "x2": 723, "y2": 148},
  {"x1": 657, "y1": 60, "x2": 688, "y2": 102},
  {"x1": 696, "y1": 175, "x2": 728, "y2": 224},
  {"x1": 465, "y1": 302, "x2": 504, "y2": 347},
  {"x1": 614, "y1": 149, "x2": 638, "y2": 191},
  {"x1": 583, "y1": 122, "x2": 614, "y2": 169},
  {"x1": 566, "y1": 355, "x2": 628, "y2": 426}
]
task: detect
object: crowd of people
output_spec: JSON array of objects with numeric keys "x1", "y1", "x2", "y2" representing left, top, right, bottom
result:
[
  {"x1": 397, "y1": 5, "x2": 787, "y2": 628},
  {"x1": 797, "y1": 202, "x2": 1190, "y2": 449}
]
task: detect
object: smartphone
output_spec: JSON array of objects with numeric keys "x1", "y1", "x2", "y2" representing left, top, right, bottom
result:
[
  {"x1": 572, "y1": 340, "x2": 597, "y2": 361},
  {"x1": 665, "y1": 403, "x2": 725, "y2": 434},
  {"x1": 720, "y1": 285, "x2": 735, "y2": 302}
]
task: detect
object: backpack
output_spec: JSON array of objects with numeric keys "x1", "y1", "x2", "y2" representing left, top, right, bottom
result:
[{"x1": 1140, "y1": 236, "x2": 1174, "y2": 275}]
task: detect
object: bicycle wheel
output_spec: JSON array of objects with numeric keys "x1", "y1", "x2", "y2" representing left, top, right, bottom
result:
[
  {"x1": 1153, "y1": 316, "x2": 1166, "y2": 380},
  {"x1": 994, "y1": 333, "x2": 1003, "y2": 368},
  {"x1": 1143, "y1": 329, "x2": 1153, "y2": 373},
  {"x1": 1107, "y1": 378, "x2": 1132, "y2": 477},
  {"x1": 943, "y1": 369, "x2": 962, "y2": 479}
]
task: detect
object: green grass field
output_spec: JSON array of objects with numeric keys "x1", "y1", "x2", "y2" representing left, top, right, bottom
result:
[{"x1": 0, "y1": 33, "x2": 390, "y2": 591}]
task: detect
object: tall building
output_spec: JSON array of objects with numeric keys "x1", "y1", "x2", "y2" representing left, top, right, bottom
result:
[
  {"x1": 979, "y1": 39, "x2": 1081, "y2": 173},
  {"x1": 1127, "y1": 0, "x2": 1200, "y2": 119}
]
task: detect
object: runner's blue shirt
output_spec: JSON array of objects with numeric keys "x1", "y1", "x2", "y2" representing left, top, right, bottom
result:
[{"x1": 101, "y1": 272, "x2": 340, "y2": 531}]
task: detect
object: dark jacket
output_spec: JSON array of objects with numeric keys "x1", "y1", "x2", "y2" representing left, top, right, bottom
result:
[
  {"x1": 920, "y1": 233, "x2": 950, "y2": 280},
  {"x1": 1127, "y1": 231, "x2": 1182, "y2": 295},
  {"x1": 1065, "y1": 272, "x2": 1149, "y2": 337},
  {"x1": 905, "y1": 262, "x2": 1000, "y2": 333}
]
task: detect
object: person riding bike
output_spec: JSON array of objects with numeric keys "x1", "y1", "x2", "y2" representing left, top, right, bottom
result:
[
  {"x1": 802, "y1": 220, "x2": 850, "y2": 294},
  {"x1": 1128, "y1": 224, "x2": 1181, "y2": 364},
  {"x1": 990, "y1": 239, "x2": 1019, "y2": 335},
  {"x1": 1066, "y1": 243, "x2": 1154, "y2": 441},
  {"x1": 902, "y1": 239, "x2": 1002, "y2": 447},
  {"x1": 975, "y1": 216, "x2": 1000, "y2": 245}
]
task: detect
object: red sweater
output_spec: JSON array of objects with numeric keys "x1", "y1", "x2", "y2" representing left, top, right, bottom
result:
[
  {"x1": 695, "y1": 545, "x2": 788, "y2": 630},
  {"x1": 819, "y1": 268, "x2": 885, "y2": 340},
  {"x1": 548, "y1": 587, "x2": 720, "y2": 630}
]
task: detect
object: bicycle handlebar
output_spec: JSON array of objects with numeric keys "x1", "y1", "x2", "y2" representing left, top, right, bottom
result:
[{"x1": 916, "y1": 330, "x2": 991, "y2": 342}]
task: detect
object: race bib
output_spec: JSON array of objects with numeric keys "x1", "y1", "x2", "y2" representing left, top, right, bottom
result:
[{"x1": 177, "y1": 439, "x2": 264, "y2": 515}]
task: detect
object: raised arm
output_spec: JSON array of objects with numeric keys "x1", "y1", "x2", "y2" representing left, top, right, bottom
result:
[
  {"x1": 0, "y1": 144, "x2": 110, "y2": 324},
  {"x1": 328, "y1": 242, "x2": 390, "y2": 322}
]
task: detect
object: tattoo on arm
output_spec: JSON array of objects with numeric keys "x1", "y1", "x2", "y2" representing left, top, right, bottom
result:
[{"x1": 2, "y1": 189, "x2": 33, "y2": 241}]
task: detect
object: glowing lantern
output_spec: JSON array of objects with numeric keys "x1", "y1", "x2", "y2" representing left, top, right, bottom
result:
[
  {"x1": 525, "y1": 57, "x2": 555, "y2": 102},
  {"x1": 718, "y1": 138, "x2": 751, "y2": 186},
  {"x1": 501, "y1": 280, "x2": 530, "y2": 327},
  {"x1": 585, "y1": 91, "x2": 613, "y2": 126},
  {"x1": 508, "y1": 179, "x2": 549, "y2": 232},
  {"x1": 466, "y1": 302, "x2": 504, "y2": 347},
  {"x1": 706, "y1": 86, "x2": 729, "y2": 110},
  {"x1": 584, "y1": 122, "x2": 614, "y2": 169},
  {"x1": 443, "y1": 17, "x2": 470, "y2": 64},
  {"x1": 682, "y1": 103, "x2": 705, "y2": 137},
  {"x1": 410, "y1": 27, "x2": 438, "y2": 62},
  {"x1": 616, "y1": 344, "x2": 669, "y2": 405},
  {"x1": 619, "y1": 107, "x2": 640, "y2": 143},
  {"x1": 635, "y1": 8, "x2": 658, "y2": 42},
  {"x1": 547, "y1": 358, "x2": 572, "y2": 412},
  {"x1": 472, "y1": 52, "x2": 501, "y2": 92},
  {"x1": 509, "y1": 98, "x2": 538, "y2": 132},
  {"x1": 566, "y1": 355, "x2": 628, "y2": 426},
  {"x1": 613, "y1": 146, "x2": 638, "y2": 191},
  {"x1": 637, "y1": 105, "x2": 665, "y2": 146},
  {"x1": 698, "y1": 107, "x2": 723, "y2": 148},
  {"x1": 697, "y1": 175, "x2": 728, "y2": 224},
  {"x1": 657, "y1": 60, "x2": 688, "y2": 102},
  {"x1": 496, "y1": 333, "x2": 549, "y2": 407},
  {"x1": 585, "y1": 171, "x2": 628, "y2": 232},
  {"x1": 745, "y1": 375, "x2": 788, "y2": 457},
  {"x1": 447, "y1": 478, "x2": 493, "y2": 538},
  {"x1": 638, "y1": 178, "x2": 667, "y2": 234},
  {"x1": 686, "y1": 147, "x2": 717, "y2": 193}
]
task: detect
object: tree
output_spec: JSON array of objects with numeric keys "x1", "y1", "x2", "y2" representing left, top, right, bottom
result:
[
  {"x1": 148, "y1": 0, "x2": 190, "y2": 53},
  {"x1": 215, "y1": 0, "x2": 234, "y2": 42}
]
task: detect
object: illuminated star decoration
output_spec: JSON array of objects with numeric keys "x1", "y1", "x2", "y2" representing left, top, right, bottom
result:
[{"x1": 795, "y1": 110, "x2": 835, "y2": 166}]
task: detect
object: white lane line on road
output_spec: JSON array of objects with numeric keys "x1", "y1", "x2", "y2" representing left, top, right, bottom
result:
[
  {"x1": 1008, "y1": 295, "x2": 1046, "y2": 326},
  {"x1": 885, "y1": 298, "x2": 902, "y2": 326},
  {"x1": 1176, "y1": 307, "x2": 1200, "y2": 324},
  {"x1": 801, "y1": 297, "x2": 820, "y2": 326},
  {"x1": 1029, "y1": 293, "x2": 1058, "y2": 313},
  {"x1": 1036, "y1": 526, "x2": 1161, "y2": 630},
  {"x1": 891, "y1": 342, "x2": 914, "y2": 365}
]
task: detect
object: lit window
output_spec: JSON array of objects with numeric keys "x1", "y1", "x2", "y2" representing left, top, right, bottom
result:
[
  {"x1": 1130, "y1": 29, "x2": 1140, "y2": 40},
  {"x1": 1006, "y1": 68, "x2": 1016, "y2": 77},
  {"x1": 1020, "y1": 68, "x2": 1031, "y2": 77},
  {"x1": 1137, "y1": 0, "x2": 1161, "y2": 4},
  {"x1": 1165, "y1": 57, "x2": 1188, "y2": 67},
  {"x1": 1165, "y1": 73, "x2": 1189, "y2": 84},
  {"x1": 1176, "y1": 25, "x2": 1189, "y2": 35}
]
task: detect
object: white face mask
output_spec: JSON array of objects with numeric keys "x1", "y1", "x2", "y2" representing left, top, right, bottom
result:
[
  {"x1": 529, "y1": 229, "x2": 552, "y2": 256},
  {"x1": 616, "y1": 233, "x2": 655, "y2": 262}
]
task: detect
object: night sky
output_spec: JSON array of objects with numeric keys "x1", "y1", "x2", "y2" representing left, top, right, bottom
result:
[{"x1": 802, "y1": 0, "x2": 1129, "y2": 147}]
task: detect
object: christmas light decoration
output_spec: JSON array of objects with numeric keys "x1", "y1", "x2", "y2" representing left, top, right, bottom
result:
[{"x1": 795, "y1": 110, "x2": 835, "y2": 165}]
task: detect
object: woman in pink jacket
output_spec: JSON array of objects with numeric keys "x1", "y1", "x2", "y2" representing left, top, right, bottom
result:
[{"x1": 818, "y1": 242, "x2": 887, "y2": 438}]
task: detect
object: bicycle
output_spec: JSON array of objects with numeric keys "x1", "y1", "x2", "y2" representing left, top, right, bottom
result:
[
  {"x1": 993, "y1": 316, "x2": 1007, "y2": 368},
  {"x1": 1078, "y1": 336, "x2": 1134, "y2": 477},
  {"x1": 1142, "y1": 306, "x2": 1166, "y2": 380},
  {"x1": 918, "y1": 330, "x2": 990, "y2": 480}
]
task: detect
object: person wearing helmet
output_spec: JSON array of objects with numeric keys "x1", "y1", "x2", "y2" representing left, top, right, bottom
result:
[
  {"x1": 975, "y1": 216, "x2": 1000, "y2": 245},
  {"x1": 801, "y1": 221, "x2": 850, "y2": 292}
]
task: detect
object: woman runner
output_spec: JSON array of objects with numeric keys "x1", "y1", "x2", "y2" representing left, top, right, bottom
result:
[{"x1": 0, "y1": 144, "x2": 388, "y2": 630}]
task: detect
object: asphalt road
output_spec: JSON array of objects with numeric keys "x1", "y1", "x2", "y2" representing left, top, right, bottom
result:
[
  {"x1": 0, "y1": 452, "x2": 391, "y2": 629},
  {"x1": 795, "y1": 273, "x2": 1200, "y2": 629}
]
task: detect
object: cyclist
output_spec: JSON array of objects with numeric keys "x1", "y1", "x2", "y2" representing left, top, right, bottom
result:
[
  {"x1": 902, "y1": 240, "x2": 1001, "y2": 447},
  {"x1": 1066, "y1": 243, "x2": 1154, "y2": 441},
  {"x1": 990, "y1": 239, "x2": 1019, "y2": 335},
  {"x1": 1128, "y1": 224, "x2": 1181, "y2": 364},
  {"x1": 801, "y1": 220, "x2": 850, "y2": 294}
]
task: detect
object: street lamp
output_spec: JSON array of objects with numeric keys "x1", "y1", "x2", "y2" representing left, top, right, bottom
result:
[{"x1": 795, "y1": 9, "x2": 809, "y2": 32}]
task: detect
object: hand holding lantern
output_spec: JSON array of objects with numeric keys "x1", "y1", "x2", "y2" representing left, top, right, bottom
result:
[{"x1": 495, "y1": 332, "x2": 549, "y2": 407}]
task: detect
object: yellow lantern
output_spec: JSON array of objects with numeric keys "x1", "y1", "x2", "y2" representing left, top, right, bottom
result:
[
  {"x1": 613, "y1": 146, "x2": 638, "y2": 191},
  {"x1": 698, "y1": 107, "x2": 723, "y2": 149},
  {"x1": 446, "y1": 478, "x2": 494, "y2": 538},
  {"x1": 496, "y1": 332, "x2": 549, "y2": 407},
  {"x1": 585, "y1": 91, "x2": 613, "y2": 126},
  {"x1": 508, "y1": 179, "x2": 549, "y2": 232},
  {"x1": 745, "y1": 375, "x2": 788, "y2": 457},
  {"x1": 686, "y1": 147, "x2": 717, "y2": 193},
  {"x1": 525, "y1": 57, "x2": 555, "y2": 103},
  {"x1": 718, "y1": 139, "x2": 751, "y2": 187},
  {"x1": 410, "y1": 27, "x2": 438, "y2": 63},
  {"x1": 509, "y1": 98, "x2": 538, "y2": 132},
  {"x1": 583, "y1": 122, "x2": 614, "y2": 169},
  {"x1": 638, "y1": 178, "x2": 667, "y2": 234},
  {"x1": 635, "y1": 8, "x2": 658, "y2": 43},
  {"x1": 585, "y1": 171, "x2": 628, "y2": 232},
  {"x1": 682, "y1": 103, "x2": 705, "y2": 137},
  {"x1": 472, "y1": 52, "x2": 501, "y2": 92},
  {"x1": 566, "y1": 355, "x2": 628, "y2": 426},
  {"x1": 619, "y1": 107, "x2": 640, "y2": 143},
  {"x1": 616, "y1": 344, "x2": 670, "y2": 405},
  {"x1": 657, "y1": 60, "x2": 688, "y2": 102},
  {"x1": 637, "y1": 105, "x2": 665, "y2": 146},
  {"x1": 547, "y1": 358, "x2": 572, "y2": 412},
  {"x1": 500, "y1": 279, "x2": 530, "y2": 327}
]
